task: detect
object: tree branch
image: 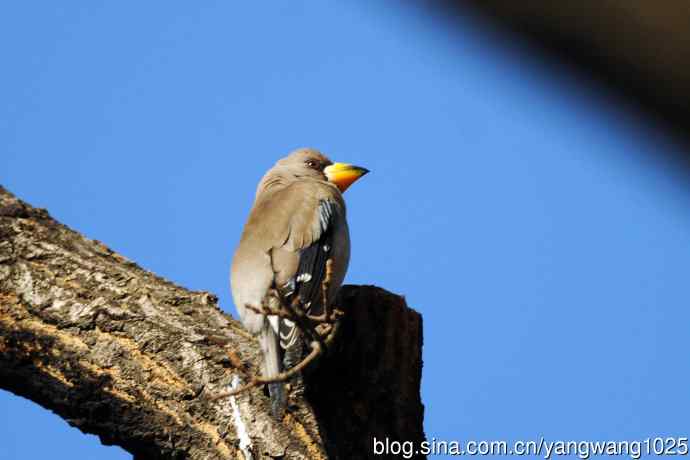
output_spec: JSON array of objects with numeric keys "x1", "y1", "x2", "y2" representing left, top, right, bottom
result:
[
  {"x1": 0, "y1": 186, "x2": 426, "y2": 460},
  {"x1": 446, "y1": 0, "x2": 690, "y2": 148}
]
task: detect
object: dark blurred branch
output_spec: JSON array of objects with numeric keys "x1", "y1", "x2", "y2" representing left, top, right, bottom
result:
[{"x1": 440, "y1": 0, "x2": 690, "y2": 149}]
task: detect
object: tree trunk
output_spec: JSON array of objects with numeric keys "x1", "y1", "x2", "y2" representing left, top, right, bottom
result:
[{"x1": 0, "y1": 186, "x2": 425, "y2": 460}]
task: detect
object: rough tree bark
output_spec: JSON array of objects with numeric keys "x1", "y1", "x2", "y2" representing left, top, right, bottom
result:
[{"x1": 0, "y1": 186, "x2": 425, "y2": 460}]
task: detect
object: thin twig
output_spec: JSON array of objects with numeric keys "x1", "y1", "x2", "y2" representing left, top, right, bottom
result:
[
  {"x1": 212, "y1": 321, "x2": 341, "y2": 400},
  {"x1": 245, "y1": 303, "x2": 291, "y2": 319},
  {"x1": 212, "y1": 259, "x2": 342, "y2": 400},
  {"x1": 304, "y1": 259, "x2": 343, "y2": 323}
]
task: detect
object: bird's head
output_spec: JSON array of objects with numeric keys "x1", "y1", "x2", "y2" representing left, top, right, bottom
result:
[{"x1": 277, "y1": 148, "x2": 369, "y2": 193}]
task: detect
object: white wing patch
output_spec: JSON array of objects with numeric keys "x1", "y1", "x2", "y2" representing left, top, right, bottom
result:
[
  {"x1": 296, "y1": 273, "x2": 312, "y2": 283},
  {"x1": 319, "y1": 200, "x2": 334, "y2": 233},
  {"x1": 279, "y1": 318, "x2": 300, "y2": 349}
]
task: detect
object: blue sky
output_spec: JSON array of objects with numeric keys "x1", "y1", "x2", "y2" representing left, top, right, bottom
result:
[{"x1": 2, "y1": 2, "x2": 689, "y2": 459}]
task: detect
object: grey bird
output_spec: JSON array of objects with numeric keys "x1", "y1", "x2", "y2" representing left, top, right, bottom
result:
[{"x1": 230, "y1": 148, "x2": 368, "y2": 417}]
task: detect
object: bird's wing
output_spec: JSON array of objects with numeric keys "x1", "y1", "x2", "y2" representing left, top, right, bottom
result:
[
  {"x1": 284, "y1": 199, "x2": 338, "y2": 308},
  {"x1": 260, "y1": 182, "x2": 344, "y2": 349},
  {"x1": 270, "y1": 184, "x2": 343, "y2": 300}
]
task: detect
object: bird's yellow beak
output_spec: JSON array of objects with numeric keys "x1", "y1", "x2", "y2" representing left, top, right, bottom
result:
[{"x1": 324, "y1": 163, "x2": 369, "y2": 192}]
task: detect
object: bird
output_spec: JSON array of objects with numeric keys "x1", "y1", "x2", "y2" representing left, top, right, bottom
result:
[{"x1": 230, "y1": 148, "x2": 368, "y2": 417}]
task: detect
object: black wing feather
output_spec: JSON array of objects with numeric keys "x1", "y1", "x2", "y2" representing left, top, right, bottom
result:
[
  {"x1": 295, "y1": 200, "x2": 336, "y2": 315},
  {"x1": 279, "y1": 200, "x2": 337, "y2": 349}
]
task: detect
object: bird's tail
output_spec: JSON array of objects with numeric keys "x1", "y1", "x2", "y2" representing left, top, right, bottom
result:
[
  {"x1": 281, "y1": 319, "x2": 305, "y2": 396},
  {"x1": 259, "y1": 319, "x2": 285, "y2": 418}
]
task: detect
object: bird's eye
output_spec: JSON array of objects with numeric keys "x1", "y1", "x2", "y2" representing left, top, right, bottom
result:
[{"x1": 306, "y1": 160, "x2": 318, "y2": 169}]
